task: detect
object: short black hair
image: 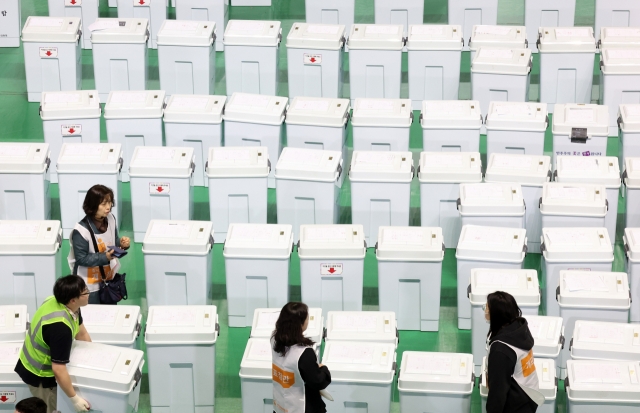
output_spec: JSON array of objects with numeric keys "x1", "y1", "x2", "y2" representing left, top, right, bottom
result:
[
  {"x1": 53, "y1": 275, "x2": 87, "y2": 305},
  {"x1": 15, "y1": 397, "x2": 47, "y2": 413},
  {"x1": 82, "y1": 185, "x2": 115, "y2": 217}
]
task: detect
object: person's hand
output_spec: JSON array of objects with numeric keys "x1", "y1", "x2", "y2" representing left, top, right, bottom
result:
[
  {"x1": 120, "y1": 236, "x2": 131, "y2": 249},
  {"x1": 70, "y1": 394, "x2": 91, "y2": 412},
  {"x1": 105, "y1": 249, "x2": 114, "y2": 261},
  {"x1": 318, "y1": 363, "x2": 325, "y2": 368}
]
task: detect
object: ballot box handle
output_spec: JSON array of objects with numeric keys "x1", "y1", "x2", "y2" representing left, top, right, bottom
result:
[
  {"x1": 555, "y1": 286, "x2": 560, "y2": 301},
  {"x1": 546, "y1": 170, "x2": 552, "y2": 182},
  {"x1": 539, "y1": 242, "x2": 546, "y2": 254},
  {"x1": 569, "y1": 337, "x2": 573, "y2": 351}
]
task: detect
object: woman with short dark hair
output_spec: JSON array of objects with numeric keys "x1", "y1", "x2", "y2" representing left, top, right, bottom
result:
[
  {"x1": 67, "y1": 185, "x2": 130, "y2": 304},
  {"x1": 272, "y1": 302, "x2": 331, "y2": 413}
]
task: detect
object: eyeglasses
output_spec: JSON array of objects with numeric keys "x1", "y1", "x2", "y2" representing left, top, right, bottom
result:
[{"x1": 80, "y1": 291, "x2": 91, "y2": 296}]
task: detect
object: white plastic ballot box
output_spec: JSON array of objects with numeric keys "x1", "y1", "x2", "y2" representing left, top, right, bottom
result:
[
  {"x1": 540, "y1": 227, "x2": 614, "y2": 317},
  {"x1": 104, "y1": 90, "x2": 165, "y2": 182},
  {"x1": 351, "y1": 98, "x2": 413, "y2": 152},
  {"x1": 284, "y1": 96, "x2": 350, "y2": 186},
  {"x1": 128, "y1": 146, "x2": 195, "y2": 242},
  {"x1": 305, "y1": 0, "x2": 355, "y2": 36},
  {"x1": 347, "y1": 24, "x2": 404, "y2": 103},
  {"x1": 448, "y1": 0, "x2": 498, "y2": 51},
  {"x1": 56, "y1": 341, "x2": 144, "y2": 413},
  {"x1": 175, "y1": 0, "x2": 227, "y2": 52},
  {"x1": 595, "y1": 0, "x2": 640, "y2": 41},
  {"x1": 81, "y1": 304, "x2": 142, "y2": 349},
  {"x1": 540, "y1": 182, "x2": 609, "y2": 229},
  {"x1": 469, "y1": 269, "x2": 540, "y2": 373},
  {"x1": 223, "y1": 223, "x2": 293, "y2": 327},
  {"x1": 619, "y1": 105, "x2": 640, "y2": 171},
  {"x1": 91, "y1": 18, "x2": 150, "y2": 103},
  {"x1": 525, "y1": 0, "x2": 576, "y2": 53},
  {"x1": 275, "y1": 148, "x2": 342, "y2": 241},
  {"x1": 40, "y1": 90, "x2": 101, "y2": 184},
  {"x1": 471, "y1": 47, "x2": 532, "y2": 117},
  {"x1": 250, "y1": 307, "x2": 324, "y2": 344},
  {"x1": 298, "y1": 225, "x2": 366, "y2": 317},
  {"x1": 0, "y1": 221, "x2": 62, "y2": 317},
  {"x1": 600, "y1": 27, "x2": 640, "y2": 50},
  {"x1": 625, "y1": 228, "x2": 640, "y2": 322},
  {"x1": 399, "y1": 352, "x2": 474, "y2": 413},
  {"x1": 481, "y1": 357, "x2": 557, "y2": 413},
  {"x1": 224, "y1": 20, "x2": 282, "y2": 97},
  {"x1": 0, "y1": 0, "x2": 21, "y2": 47},
  {"x1": 145, "y1": 305, "x2": 218, "y2": 413},
  {"x1": 484, "y1": 153, "x2": 552, "y2": 253},
  {"x1": 321, "y1": 341, "x2": 396, "y2": 413},
  {"x1": 457, "y1": 182, "x2": 526, "y2": 229},
  {"x1": 469, "y1": 25, "x2": 527, "y2": 62},
  {"x1": 142, "y1": 220, "x2": 214, "y2": 306},
  {"x1": 157, "y1": 20, "x2": 216, "y2": 97},
  {"x1": 419, "y1": 152, "x2": 483, "y2": 248},
  {"x1": 407, "y1": 25, "x2": 463, "y2": 109},
  {"x1": 374, "y1": 0, "x2": 423, "y2": 37},
  {"x1": 0, "y1": 143, "x2": 51, "y2": 221},
  {"x1": 350, "y1": 151, "x2": 414, "y2": 245},
  {"x1": 523, "y1": 315, "x2": 565, "y2": 370},
  {"x1": 324, "y1": 311, "x2": 398, "y2": 346},
  {"x1": 625, "y1": 157, "x2": 640, "y2": 228},
  {"x1": 555, "y1": 156, "x2": 621, "y2": 246},
  {"x1": 47, "y1": 0, "x2": 97, "y2": 49},
  {"x1": 286, "y1": 23, "x2": 346, "y2": 99},
  {"x1": 223, "y1": 93, "x2": 287, "y2": 189},
  {"x1": 565, "y1": 360, "x2": 640, "y2": 413},
  {"x1": 57, "y1": 143, "x2": 123, "y2": 238},
  {"x1": 570, "y1": 320, "x2": 640, "y2": 362},
  {"x1": 21, "y1": 17, "x2": 82, "y2": 102},
  {"x1": 420, "y1": 101, "x2": 482, "y2": 153},
  {"x1": 164, "y1": 94, "x2": 226, "y2": 187},
  {"x1": 455, "y1": 225, "x2": 527, "y2": 330},
  {"x1": 0, "y1": 305, "x2": 28, "y2": 342},
  {"x1": 376, "y1": 226, "x2": 445, "y2": 331},
  {"x1": 116, "y1": 0, "x2": 167, "y2": 49},
  {"x1": 207, "y1": 147, "x2": 269, "y2": 242},
  {"x1": 485, "y1": 101, "x2": 549, "y2": 158},
  {"x1": 551, "y1": 104, "x2": 610, "y2": 169},
  {"x1": 0, "y1": 341, "x2": 31, "y2": 409},
  {"x1": 557, "y1": 271, "x2": 631, "y2": 376},
  {"x1": 538, "y1": 27, "x2": 597, "y2": 111},
  {"x1": 601, "y1": 48, "x2": 640, "y2": 136}
]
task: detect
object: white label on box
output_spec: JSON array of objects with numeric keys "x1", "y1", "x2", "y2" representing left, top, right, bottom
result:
[
  {"x1": 561, "y1": 157, "x2": 599, "y2": 171},
  {"x1": 170, "y1": 96, "x2": 210, "y2": 110},
  {"x1": 321, "y1": 263, "x2": 343, "y2": 275},
  {"x1": 232, "y1": 226, "x2": 275, "y2": 241},
  {"x1": 39, "y1": 47, "x2": 58, "y2": 58},
  {"x1": 327, "y1": 344, "x2": 374, "y2": 364},
  {"x1": 294, "y1": 99, "x2": 330, "y2": 111},
  {"x1": 306, "y1": 25, "x2": 340, "y2": 35},
  {"x1": 0, "y1": 145, "x2": 30, "y2": 158},
  {"x1": 548, "y1": 186, "x2": 588, "y2": 200},
  {"x1": 151, "y1": 308, "x2": 197, "y2": 326},
  {"x1": 64, "y1": 0, "x2": 81, "y2": 5},
  {"x1": 578, "y1": 324, "x2": 626, "y2": 345},
  {"x1": 527, "y1": 318, "x2": 543, "y2": 339},
  {"x1": 257, "y1": 311, "x2": 280, "y2": 329},
  {"x1": 623, "y1": 105, "x2": 640, "y2": 119},
  {"x1": 0, "y1": 391, "x2": 16, "y2": 403},
  {"x1": 333, "y1": 314, "x2": 377, "y2": 332},
  {"x1": 305, "y1": 226, "x2": 347, "y2": 241},
  {"x1": 44, "y1": 93, "x2": 81, "y2": 103},
  {"x1": 69, "y1": 347, "x2": 120, "y2": 372},
  {"x1": 303, "y1": 53, "x2": 322, "y2": 64},
  {"x1": 149, "y1": 183, "x2": 170, "y2": 194},
  {"x1": 213, "y1": 149, "x2": 252, "y2": 162},
  {"x1": 248, "y1": 340, "x2": 272, "y2": 359},
  {"x1": 479, "y1": 48, "x2": 513, "y2": 59},
  {"x1": 0, "y1": 346, "x2": 19, "y2": 365},
  {"x1": 425, "y1": 100, "x2": 467, "y2": 115},
  {"x1": 82, "y1": 308, "x2": 118, "y2": 326},
  {"x1": 358, "y1": 99, "x2": 395, "y2": 112},
  {"x1": 607, "y1": 49, "x2": 640, "y2": 60},
  {"x1": 149, "y1": 222, "x2": 191, "y2": 238},
  {"x1": 492, "y1": 155, "x2": 533, "y2": 170},
  {"x1": 365, "y1": 25, "x2": 399, "y2": 35},
  {"x1": 355, "y1": 152, "x2": 395, "y2": 165},
  {"x1": 280, "y1": 148, "x2": 324, "y2": 164},
  {"x1": 29, "y1": 17, "x2": 64, "y2": 27},
  {"x1": 463, "y1": 226, "x2": 510, "y2": 245},
  {"x1": 475, "y1": 25, "x2": 513, "y2": 36},
  {"x1": 133, "y1": 0, "x2": 149, "y2": 6},
  {"x1": 88, "y1": 19, "x2": 121, "y2": 31},
  {"x1": 566, "y1": 108, "x2": 595, "y2": 123},
  {"x1": 61, "y1": 124, "x2": 81, "y2": 136},
  {"x1": 62, "y1": 144, "x2": 103, "y2": 158},
  {"x1": 162, "y1": 20, "x2": 199, "y2": 32},
  {"x1": 110, "y1": 91, "x2": 148, "y2": 104},
  {"x1": 546, "y1": 229, "x2": 593, "y2": 246},
  {"x1": 564, "y1": 273, "x2": 609, "y2": 292},
  {"x1": 137, "y1": 148, "x2": 175, "y2": 161},
  {"x1": 232, "y1": 93, "x2": 271, "y2": 108},
  {"x1": 493, "y1": 103, "x2": 534, "y2": 117},
  {"x1": 555, "y1": 28, "x2": 591, "y2": 38},
  {"x1": 424, "y1": 154, "x2": 464, "y2": 167},
  {"x1": 406, "y1": 354, "x2": 452, "y2": 375},
  {"x1": 574, "y1": 363, "x2": 623, "y2": 384},
  {"x1": 476, "y1": 271, "x2": 519, "y2": 286},
  {"x1": 231, "y1": 20, "x2": 266, "y2": 33},
  {"x1": 411, "y1": 25, "x2": 445, "y2": 36},
  {"x1": 383, "y1": 228, "x2": 424, "y2": 245},
  {"x1": 606, "y1": 28, "x2": 640, "y2": 37},
  {"x1": 0, "y1": 223, "x2": 40, "y2": 238},
  {"x1": 463, "y1": 184, "x2": 504, "y2": 200}
]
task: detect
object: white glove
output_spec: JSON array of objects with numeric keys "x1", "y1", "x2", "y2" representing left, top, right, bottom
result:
[
  {"x1": 319, "y1": 389, "x2": 334, "y2": 401},
  {"x1": 70, "y1": 395, "x2": 91, "y2": 412}
]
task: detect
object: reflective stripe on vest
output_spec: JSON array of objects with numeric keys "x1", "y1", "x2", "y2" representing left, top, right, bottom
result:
[
  {"x1": 489, "y1": 340, "x2": 544, "y2": 405},
  {"x1": 272, "y1": 338, "x2": 308, "y2": 413}
]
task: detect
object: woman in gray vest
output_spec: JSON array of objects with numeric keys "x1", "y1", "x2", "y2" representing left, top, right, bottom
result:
[{"x1": 272, "y1": 302, "x2": 331, "y2": 413}]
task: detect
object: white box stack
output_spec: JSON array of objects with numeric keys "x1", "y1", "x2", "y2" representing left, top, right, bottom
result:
[
  {"x1": 618, "y1": 105, "x2": 640, "y2": 171},
  {"x1": 540, "y1": 182, "x2": 609, "y2": 228},
  {"x1": 305, "y1": 0, "x2": 355, "y2": 36},
  {"x1": 128, "y1": 147, "x2": 195, "y2": 242},
  {"x1": 116, "y1": 0, "x2": 167, "y2": 49},
  {"x1": 570, "y1": 320, "x2": 640, "y2": 362},
  {"x1": 374, "y1": 0, "x2": 423, "y2": 37},
  {"x1": 485, "y1": 101, "x2": 549, "y2": 158},
  {"x1": 456, "y1": 225, "x2": 527, "y2": 329},
  {"x1": 223, "y1": 92, "x2": 287, "y2": 188},
  {"x1": 595, "y1": 0, "x2": 640, "y2": 40},
  {"x1": 541, "y1": 227, "x2": 614, "y2": 317},
  {"x1": 0, "y1": 221, "x2": 61, "y2": 316},
  {"x1": 348, "y1": 24, "x2": 404, "y2": 103},
  {"x1": 21, "y1": 17, "x2": 82, "y2": 102},
  {"x1": 351, "y1": 98, "x2": 413, "y2": 152},
  {"x1": 298, "y1": 224, "x2": 366, "y2": 317},
  {"x1": 458, "y1": 182, "x2": 526, "y2": 229},
  {"x1": 40, "y1": 90, "x2": 101, "y2": 184},
  {"x1": 525, "y1": 0, "x2": 576, "y2": 53},
  {"x1": 223, "y1": 223, "x2": 293, "y2": 327},
  {"x1": 0, "y1": 305, "x2": 28, "y2": 342},
  {"x1": 0, "y1": 0, "x2": 21, "y2": 47},
  {"x1": 624, "y1": 228, "x2": 640, "y2": 322},
  {"x1": 407, "y1": 25, "x2": 463, "y2": 109},
  {"x1": 57, "y1": 143, "x2": 123, "y2": 238},
  {"x1": 175, "y1": 0, "x2": 227, "y2": 51},
  {"x1": 47, "y1": 0, "x2": 97, "y2": 49},
  {"x1": 419, "y1": 151, "x2": 483, "y2": 248},
  {"x1": 469, "y1": 24, "x2": 527, "y2": 61},
  {"x1": 468, "y1": 268, "x2": 540, "y2": 373},
  {"x1": 0, "y1": 143, "x2": 51, "y2": 221},
  {"x1": 447, "y1": 0, "x2": 498, "y2": 51},
  {"x1": 286, "y1": 23, "x2": 346, "y2": 99},
  {"x1": 81, "y1": 304, "x2": 142, "y2": 349},
  {"x1": 104, "y1": 90, "x2": 165, "y2": 182},
  {"x1": 377, "y1": 226, "x2": 445, "y2": 331},
  {"x1": 324, "y1": 311, "x2": 398, "y2": 346},
  {"x1": 164, "y1": 94, "x2": 226, "y2": 187},
  {"x1": 207, "y1": 147, "x2": 269, "y2": 243},
  {"x1": 350, "y1": 151, "x2": 414, "y2": 245},
  {"x1": 625, "y1": 157, "x2": 640, "y2": 228},
  {"x1": 91, "y1": 18, "x2": 150, "y2": 103},
  {"x1": 420, "y1": 101, "x2": 482, "y2": 153},
  {"x1": 224, "y1": 20, "x2": 282, "y2": 96},
  {"x1": 250, "y1": 307, "x2": 324, "y2": 344},
  {"x1": 145, "y1": 305, "x2": 219, "y2": 413},
  {"x1": 601, "y1": 47, "x2": 640, "y2": 136},
  {"x1": 523, "y1": 315, "x2": 565, "y2": 373}
]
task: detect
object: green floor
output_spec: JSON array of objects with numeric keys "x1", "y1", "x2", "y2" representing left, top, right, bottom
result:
[{"x1": 2, "y1": 0, "x2": 631, "y2": 411}]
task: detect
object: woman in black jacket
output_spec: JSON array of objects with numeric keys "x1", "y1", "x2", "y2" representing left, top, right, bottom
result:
[{"x1": 485, "y1": 291, "x2": 541, "y2": 413}]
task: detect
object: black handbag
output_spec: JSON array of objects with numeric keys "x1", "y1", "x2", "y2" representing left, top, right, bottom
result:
[{"x1": 83, "y1": 217, "x2": 128, "y2": 304}]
